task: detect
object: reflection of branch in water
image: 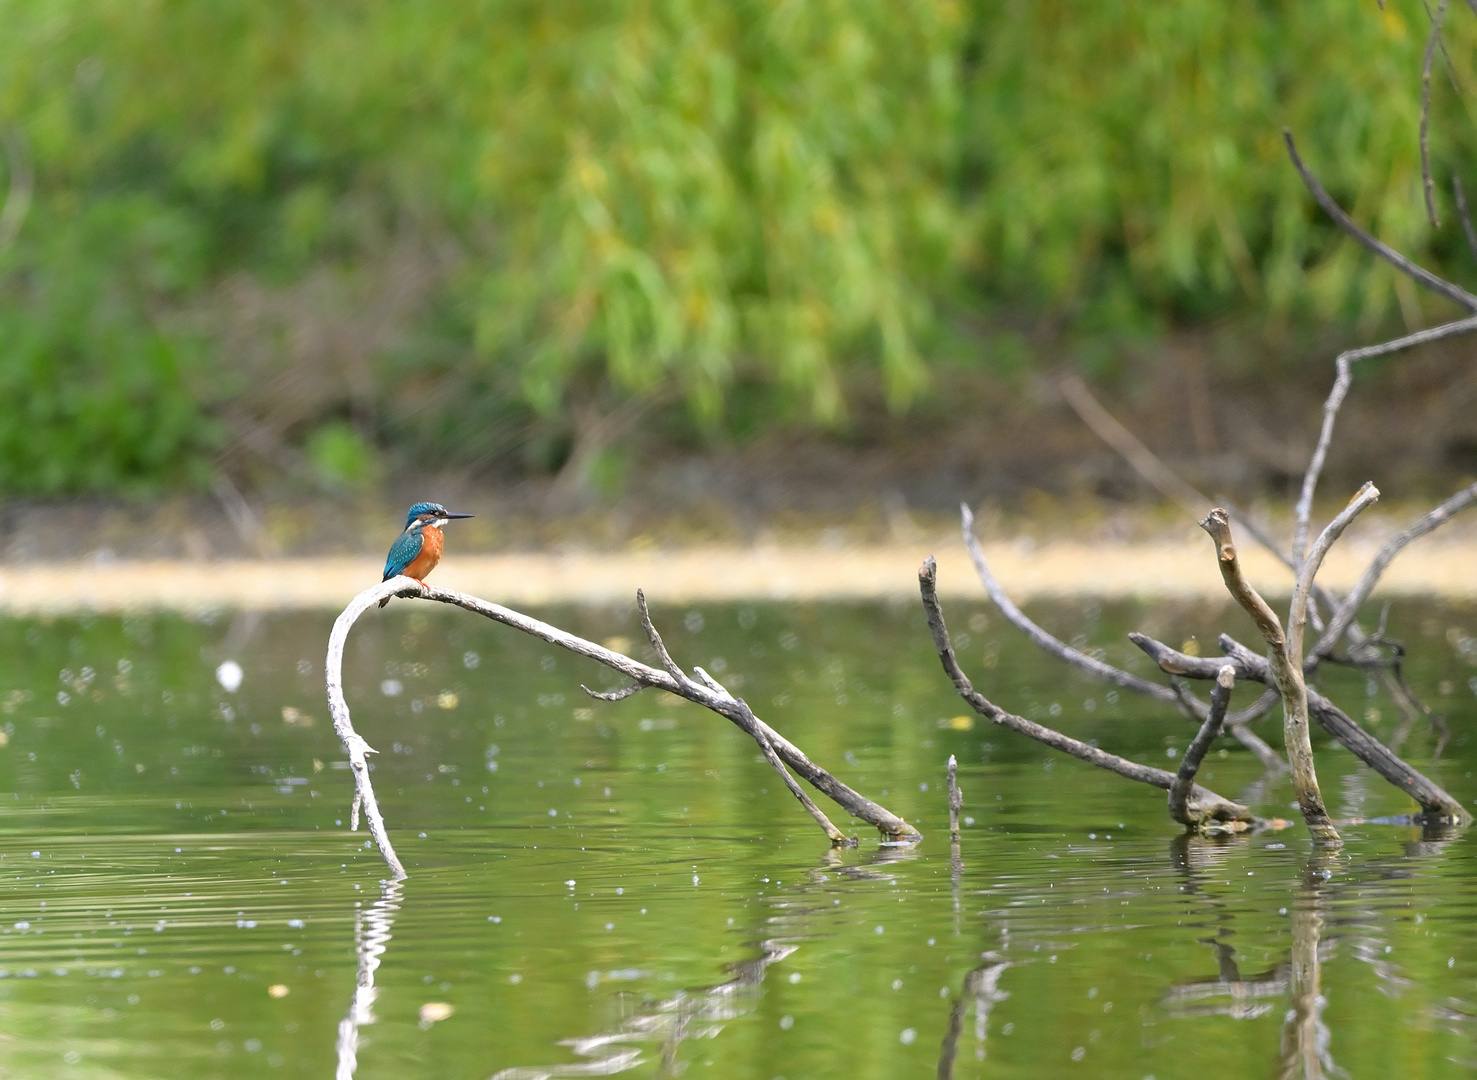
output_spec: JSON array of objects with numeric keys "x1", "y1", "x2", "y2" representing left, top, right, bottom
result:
[
  {"x1": 491, "y1": 939, "x2": 797, "y2": 1079},
  {"x1": 936, "y1": 953, "x2": 1011, "y2": 1078},
  {"x1": 1164, "y1": 835, "x2": 1287, "y2": 1021},
  {"x1": 336, "y1": 880, "x2": 403, "y2": 1080},
  {"x1": 1164, "y1": 938, "x2": 1287, "y2": 1021},
  {"x1": 1280, "y1": 862, "x2": 1343, "y2": 1080},
  {"x1": 492, "y1": 846, "x2": 916, "y2": 1079}
]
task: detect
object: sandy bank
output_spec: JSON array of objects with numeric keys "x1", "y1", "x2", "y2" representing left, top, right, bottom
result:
[{"x1": 0, "y1": 538, "x2": 1473, "y2": 613}]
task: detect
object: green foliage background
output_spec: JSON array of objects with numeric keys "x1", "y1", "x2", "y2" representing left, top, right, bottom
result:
[{"x1": 0, "y1": 0, "x2": 1472, "y2": 493}]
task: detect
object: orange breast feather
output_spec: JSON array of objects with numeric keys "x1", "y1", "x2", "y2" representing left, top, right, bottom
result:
[{"x1": 401, "y1": 525, "x2": 444, "y2": 581}]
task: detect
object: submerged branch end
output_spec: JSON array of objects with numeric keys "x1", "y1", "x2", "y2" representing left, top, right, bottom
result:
[
  {"x1": 947, "y1": 755, "x2": 962, "y2": 841},
  {"x1": 1169, "y1": 667, "x2": 1235, "y2": 829}
]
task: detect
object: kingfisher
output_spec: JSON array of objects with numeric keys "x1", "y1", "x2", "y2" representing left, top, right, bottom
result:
[{"x1": 379, "y1": 502, "x2": 474, "y2": 607}]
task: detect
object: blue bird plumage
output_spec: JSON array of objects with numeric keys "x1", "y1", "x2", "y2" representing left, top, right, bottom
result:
[
  {"x1": 379, "y1": 501, "x2": 474, "y2": 607},
  {"x1": 382, "y1": 528, "x2": 426, "y2": 581}
]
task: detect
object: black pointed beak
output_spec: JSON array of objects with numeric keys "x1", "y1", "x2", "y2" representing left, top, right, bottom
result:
[{"x1": 443, "y1": 511, "x2": 474, "y2": 519}]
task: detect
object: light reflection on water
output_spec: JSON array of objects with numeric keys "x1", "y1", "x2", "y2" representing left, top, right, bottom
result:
[{"x1": 0, "y1": 600, "x2": 1472, "y2": 1077}]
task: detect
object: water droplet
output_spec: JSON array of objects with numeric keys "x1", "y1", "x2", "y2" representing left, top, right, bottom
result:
[{"x1": 216, "y1": 661, "x2": 243, "y2": 693}]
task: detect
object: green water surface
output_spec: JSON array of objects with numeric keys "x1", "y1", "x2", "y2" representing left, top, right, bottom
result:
[{"x1": 0, "y1": 594, "x2": 1475, "y2": 1079}]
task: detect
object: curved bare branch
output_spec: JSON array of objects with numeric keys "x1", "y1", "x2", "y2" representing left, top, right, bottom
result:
[
  {"x1": 1292, "y1": 317, "x2": 1477, "y2": 563},
  {"x1": 1283, "y1": 129, "x2": 1477, "y2": 312},
  {"x1": 961, "y1": 504, "x2": 1176, "y2": 702}
]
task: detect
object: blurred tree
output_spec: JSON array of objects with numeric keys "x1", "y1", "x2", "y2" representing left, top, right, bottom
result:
[{"x1": 0, "y1": 0, "x2": 1471, "y2": 494}]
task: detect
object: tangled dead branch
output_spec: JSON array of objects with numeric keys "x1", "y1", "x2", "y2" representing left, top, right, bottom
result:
[
  {"x1": 327, "y1": 577, "x2": 920, "y2": 876},
  {"x1": 950, "y1": 112, "x2": 1477, "y2": 840},
  {"x1": 919, "y1": 557, "x2": 1265, "y2": 833}
]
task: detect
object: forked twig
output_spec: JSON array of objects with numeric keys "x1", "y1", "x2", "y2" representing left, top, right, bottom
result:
[
  {"x1": 1200, "y1": 509, "x2": 1340, "y2": 843},
  {"x1": 1291, "y1": 317, "x2": 1477, "y2": 564},
  {"x1": 329, "y1": 578, "x2": 920, "y2": 873}
]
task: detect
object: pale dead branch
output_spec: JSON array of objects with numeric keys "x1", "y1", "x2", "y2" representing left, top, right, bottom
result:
[
  {"x1": 1199, "y1": 508, "x2": 1341, "y2": 844},
  {"x1": 326, "y1": 577, "x2": 919, "y2": 876}
]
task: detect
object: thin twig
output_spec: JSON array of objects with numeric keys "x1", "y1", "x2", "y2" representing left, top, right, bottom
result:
[
  {"x1": 1283, "y1": 130, "x2": 1477, "y2": 312},
  {"x1": 961, "y1": 505, "x2": 1177, "y2": 702},
  {"x1": 1291, "y1": 316, "x2": 1477, "y2": 563},
  {"x1": 1422, "y1": 0, "x2": 1451, "y2": 228},
  {"x1": 0, "y1": 128, "x2": 33, "y2": 253},
  {"x1": 1058, "y1": 375, "x2": 1209, "y2": 517},
  {"x1": 1454, "y1": 177, "x2": 1477, "y2": 261},
  {"x1": 692, "y1": 665, "x2": 851, "y2": 844},
  {"x1": 1169, "y1": 667, "x2": 1236, "y2": 827},
  {"x1": 1313, "y1": 480, "x2": 1477, "y2": 657},
  {"x1": 1199, "y1": 510, "x2": 1339, "y2": 843},
  {"x1": 637, "y1": 588, "x2": 686, "y2": 683},
  {"x1": 919, "y1": 558, "x2": 1260, "y2": 830},
  {"x1": 947, "y1": 755, "x2": 962, "y2": 841},
  {"x1": 1289, "y1": 482, "x2": 1380, "y2": 664},
  {"x1": 1173, "y1": 682, "x2": 1285, "y2": 771}
]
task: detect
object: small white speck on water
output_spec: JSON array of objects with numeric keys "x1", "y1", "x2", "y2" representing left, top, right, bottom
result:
[{"x1": 216, "y1": 661, "x2": 243, "y2": 693}]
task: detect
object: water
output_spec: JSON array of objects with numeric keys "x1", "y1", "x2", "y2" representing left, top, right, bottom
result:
[{"x1": 0, "y1": 596, "x2": 1474, "y2": 1078}]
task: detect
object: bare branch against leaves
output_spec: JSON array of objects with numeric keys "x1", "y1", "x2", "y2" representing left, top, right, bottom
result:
[
  {"x1": 0, "y1": 127, "x2": 33, "y2": 254},
  {"x1": 1454, "y1": 176, "x2": 1477, "y2": 261},
  {"x1": 1292, "y1": 316, "x2": 1477, "y2": 563},
  {"x1": 1283, "y1": 130, "x2": 1477, "y2": 312},
  {"x1": 919, "y1": 557, "x2": 1260, "y2": 832},
  {"x1": 1422, "y1": 0, "x2": 1452, "y2": 228}
]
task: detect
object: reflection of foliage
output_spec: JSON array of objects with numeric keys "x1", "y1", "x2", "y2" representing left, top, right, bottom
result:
[{"x1": 0, "y1": 1, "x2": 1472, "y2": 490}]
